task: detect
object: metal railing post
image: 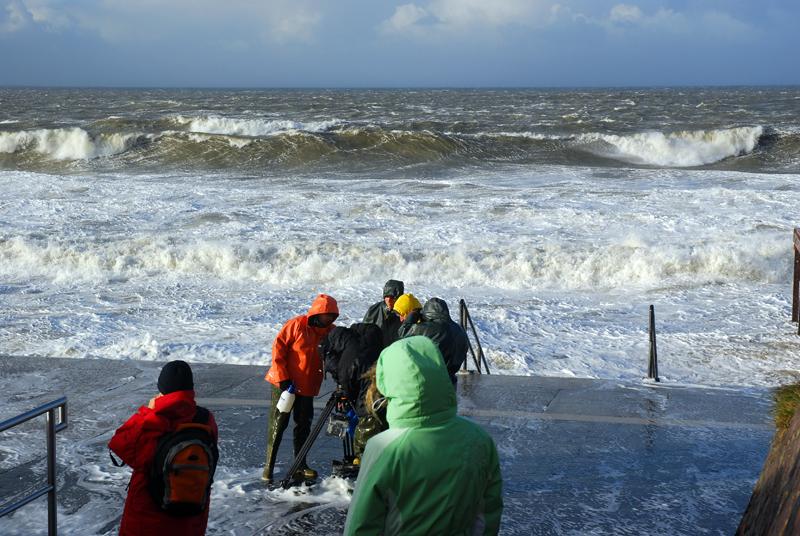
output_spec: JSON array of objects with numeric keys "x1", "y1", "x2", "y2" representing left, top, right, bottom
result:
[
  {"x1": 793, "y1": 228, "x2": 800, "y2": 324},
  {"x1": 648, "y1": 305, "x2": 660, "y2": 382},
  {"x1": 0, "y1": 397, "x2": 67, "y2": 536},
  {"x1": 46, "y1": 408, "x2": 57, "y2": 535},
  {"x1": 459, "y1": 301, "x2": 469, "y2": 372},
  {"x1": 459, "y1": 299, "x2": 490, "y2": 375}
]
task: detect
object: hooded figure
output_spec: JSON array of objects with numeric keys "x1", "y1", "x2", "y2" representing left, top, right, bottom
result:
[
  {"x1": 109, "y1": 360, "x2": 219, "y2": 536},
  {"x1": 263, "y1": 294, "x2": 339, "y2": 483},
  {"x1": 320, "y1": 323, "x2": 387, "y2": 457},
  {"x1": 344, "y1": 337, "x2": 503, "y2": 535},
  {"x1": 362, "y1": 279, "x2": 404, "y2": 349},
  {"x1": 320, "y1": 323, "x2": 383, "y2": 416},
  {"x1": 398, "y1": 297, "x2": 469, "y2": 383}
]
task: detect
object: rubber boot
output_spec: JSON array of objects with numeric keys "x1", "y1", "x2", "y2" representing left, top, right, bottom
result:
[
  {"x1": 262, "y1": 387, "x2": 290, "y2": 483},
  {"x1": 291, "y1": 394, "x2": 316, "y2": 481}
]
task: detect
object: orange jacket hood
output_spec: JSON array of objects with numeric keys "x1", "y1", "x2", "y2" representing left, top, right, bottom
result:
[{"x1": 307, "y1": 294, "x2": 339, "y2": 319}]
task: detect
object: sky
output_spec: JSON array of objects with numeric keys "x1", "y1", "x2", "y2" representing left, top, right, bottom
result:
[{"x1": 0, "y1": 0, "x2": 798, "y2": 87}]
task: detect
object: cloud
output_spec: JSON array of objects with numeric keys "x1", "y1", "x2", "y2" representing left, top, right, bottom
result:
[
  {"x1": 604, "y1": 5, "x2": 756, "y2": 41},
  {"x1": 609, "y1": 4, "x2": 642, "y2": 24},
  {"x1": 1, "y1": 1, "x2": 28, "y2": 33},
  {"x1": 24, "y1": 0, "x2": 70, "y2": 29},
  {"x1": 381, "y1": 0, "x2": 553, "y2": 36},
  {"x1": 382, "y1": 3, "x2": 429, "y2": 34},
  {"x1": 546, "y1": 2, "x2": 757, "y2": 42},
  {"x1": 0, "y1": 0, "x2": 323, "y2": 44}
]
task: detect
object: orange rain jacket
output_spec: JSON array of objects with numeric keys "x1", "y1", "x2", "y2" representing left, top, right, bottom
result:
[{"x1": 265, "y1": 294, "x2": 339, "y2": 396}]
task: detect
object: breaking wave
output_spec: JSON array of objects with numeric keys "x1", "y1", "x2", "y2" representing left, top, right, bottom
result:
[
  {"x1": 0, "y1": 120, "x2": 785, "y2": 170},
  {"x1": 0, "y1": 235, "x2": 786, "y2": 290},
  {"x1": 0, "y1": 128, "x2": 148, "y2": 160},
  {"x1": 577, "y1": 126, "x2": 764, "y2": 167},
  {"x1": 172, "y1": 115, "x2": 344, "y2": 137}
]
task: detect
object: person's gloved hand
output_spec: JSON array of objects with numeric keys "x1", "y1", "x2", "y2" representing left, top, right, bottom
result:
[{"x1": 279, "y1": 380, "x2": 292, "y2": 391}]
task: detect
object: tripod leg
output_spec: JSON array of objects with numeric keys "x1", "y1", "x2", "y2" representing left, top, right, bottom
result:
[{"x1": 280, "y1": 394, "x2": 338, "y2": 489}]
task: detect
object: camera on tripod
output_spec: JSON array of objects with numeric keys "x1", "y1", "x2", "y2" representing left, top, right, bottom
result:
[
  {"x1": 326, "y1": 413, "x2": 350, "y2": 438},
  {"x1": 325, "y1": 388, "x2": 352, "y2": 439}
]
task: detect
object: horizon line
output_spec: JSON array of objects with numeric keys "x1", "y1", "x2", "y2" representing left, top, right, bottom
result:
[{"x1": 1, "y1": 83, "x2": 799, "y2": 91}]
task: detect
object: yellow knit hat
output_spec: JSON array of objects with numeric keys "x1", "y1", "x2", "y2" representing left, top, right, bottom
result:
[{"x1": 393, "y1": 293, "x2": 422, "y2": 317}]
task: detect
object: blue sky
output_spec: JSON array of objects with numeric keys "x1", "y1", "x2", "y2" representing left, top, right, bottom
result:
[{"x1": 0, "y1": 0, "x2": 798, "y2": 87}]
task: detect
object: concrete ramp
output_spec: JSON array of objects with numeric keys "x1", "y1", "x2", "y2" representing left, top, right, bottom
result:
[{"x1": 0, "y1": 356, "x2": 774, "y2": 535}]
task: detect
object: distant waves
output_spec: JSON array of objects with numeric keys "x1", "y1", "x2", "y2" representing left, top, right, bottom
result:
[{"x1": 0, "y1": 118, "x2": 790, "y2": 172}]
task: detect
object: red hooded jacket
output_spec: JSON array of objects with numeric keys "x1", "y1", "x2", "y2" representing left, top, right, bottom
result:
[
  {"x1": 265, "y1": 294, "x2": 339, "y2": 396},
  {"x1": 108, "y1": 390, "x2": 219, "y2": 536}
]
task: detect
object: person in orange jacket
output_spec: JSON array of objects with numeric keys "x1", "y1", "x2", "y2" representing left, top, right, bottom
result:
[{"x1": 263, "y1": 294, "x2": 339, "y2": 483}]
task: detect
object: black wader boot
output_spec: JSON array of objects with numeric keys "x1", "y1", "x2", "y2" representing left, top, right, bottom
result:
[{"x1": 291, "y1": 394, "x2": 316, "y2": 480}]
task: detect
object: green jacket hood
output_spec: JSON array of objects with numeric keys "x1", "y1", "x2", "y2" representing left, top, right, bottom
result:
[
  {"x1": 421, "y1": 297, "x2": 451, "y2": 323},
  {"x1": 377, "y1": 336, "x2": 457, "y2": 428}
]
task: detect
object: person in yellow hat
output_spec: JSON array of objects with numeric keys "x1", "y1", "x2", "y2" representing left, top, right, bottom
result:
[
  {"x1": 393, "y1": 293, "x2": 423, "y2": 339},
  {"x1": 392, "y1": 293, "x2": 421, "y2": 322}
]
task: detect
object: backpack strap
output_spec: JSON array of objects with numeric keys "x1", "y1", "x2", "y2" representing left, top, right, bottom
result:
[
  {"x1": 175, "y1": 406, "x2": 213, "y2": 434},
  {"x1": 109, "y1": 449, "x2": 125, "y2": 467},
  {"x1": 193, "y1": 406, "x2": 210, "y2": 425}
]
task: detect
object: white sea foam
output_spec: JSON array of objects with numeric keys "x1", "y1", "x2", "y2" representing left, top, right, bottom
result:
[
  {"x1": 0, "y1": 128, "x2": 142, "y2": 160},
  {"x1": 579, "y1": 126, "x2": 763, "y2": 167},
  {"x1": 0, "y1": 234, "x2": 786, "y2": 290},
  {"x1": 174, "y1": 115, "x2": 343, "y2": 137}
]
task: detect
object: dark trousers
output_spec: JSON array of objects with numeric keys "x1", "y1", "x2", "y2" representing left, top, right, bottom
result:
[{"x1": 263, "y1": 385, "x2": 314, "y2": 480}]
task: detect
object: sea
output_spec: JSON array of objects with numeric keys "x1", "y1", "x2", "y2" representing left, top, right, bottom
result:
[{"x1": 1, "y1": 86, "x2": 799, "y2": 388}]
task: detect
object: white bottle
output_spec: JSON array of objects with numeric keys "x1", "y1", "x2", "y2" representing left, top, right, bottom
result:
[{"x1": 276, "y1": 383, "x2": 296, "y2": 413}]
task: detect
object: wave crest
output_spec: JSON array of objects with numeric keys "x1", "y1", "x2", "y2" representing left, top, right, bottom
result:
[
  {"x1": 0, "y1": 128, "x2": 145, "y2": 160},
  {"x1": 579, "y1": 126, "x2": 763, "y2": 167},
  {"x1": 0, "y1": 235, "x2": 786, "y2": 290},
  {"x1": 173, "y1": 115, "x2": 343, "y2": 137}
]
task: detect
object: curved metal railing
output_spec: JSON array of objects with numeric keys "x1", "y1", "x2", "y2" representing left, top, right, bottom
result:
[
  {"x1": 0, "y1": 397, "x2": 68, "y2": 535},
  {"x1": 459, "y1": 299, "x2": 490, "y2": 375}
]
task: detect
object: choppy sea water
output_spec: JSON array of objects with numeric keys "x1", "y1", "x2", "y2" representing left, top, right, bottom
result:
[{"x1": 1, "y1": 87, "x2": 799, "y2": 387}]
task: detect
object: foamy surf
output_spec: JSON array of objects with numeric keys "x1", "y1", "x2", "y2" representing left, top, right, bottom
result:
[
  {"x1": 0, "y1": 230, "x2": 788, "y2": 290},
  {"x1": 173, "y1": 115, "x2": 344, "y2": 137},
  {"x1": 579, "y1": 126, "x2": 764, "y2": 167},
  {"x1": 1, "y1": 87, "x2": 800, "y2": 389},
  {"x1": 0, "y1": 127, "x2": 146, "y2": 160}
]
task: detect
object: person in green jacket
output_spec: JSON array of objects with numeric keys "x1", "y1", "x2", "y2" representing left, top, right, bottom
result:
[{"x1": 344, "y1": 336, "x2": 503, "y2": 535}]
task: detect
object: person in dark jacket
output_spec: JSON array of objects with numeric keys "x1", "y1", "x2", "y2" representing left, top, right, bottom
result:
[
  {"x1": 362, "y1": 279, "x2": 404, "y2": 349},
  {"x1": 319, "y1": 323, "x2": 386, "y2": 457},
  {"x1": 109, "y1": 360, "x2": 219, "y2": 536},
  {"x1": 399, "y1": 297, "x2": 469, "y2": 383}
]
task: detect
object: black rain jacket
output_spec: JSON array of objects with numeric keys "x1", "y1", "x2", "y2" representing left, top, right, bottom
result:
[
  {"x1": 320, "y1": 323, "x2": 383, "y2": 416},
  {"x1": 399, "y1": 298, "x2": 469, "y2": 381}
]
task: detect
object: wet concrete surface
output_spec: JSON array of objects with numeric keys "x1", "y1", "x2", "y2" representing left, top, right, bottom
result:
[{"x1": 0, "y1": 356, "x2": 774, "y2": 535}]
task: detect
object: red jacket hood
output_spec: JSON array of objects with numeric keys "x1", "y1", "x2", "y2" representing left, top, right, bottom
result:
[
  {"x1": 152, "y1": 389, "x2": 196, "y2": 419},
  {"x1": 307, "y1": 294, "x2": 339, "y2": 319}
]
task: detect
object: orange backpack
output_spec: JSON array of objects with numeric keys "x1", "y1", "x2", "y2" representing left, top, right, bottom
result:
[{"x1": 149, "y1": 406, "x2": 218, "y2": 516}]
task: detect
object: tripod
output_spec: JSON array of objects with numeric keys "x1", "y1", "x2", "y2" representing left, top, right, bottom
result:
[{"x1": 279, "y1": 389, "x2": 356, "y2": 489}]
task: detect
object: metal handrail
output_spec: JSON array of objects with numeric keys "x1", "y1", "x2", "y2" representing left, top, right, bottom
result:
[
  {"x1": 793, "y1": 228, "x2": 800, "y2": 334},
  {"x1": 648, "y1": 305, "x2": 660, "y2": 382},
  {"x1": 459, "y1": 299, "x2": 490, "y2": 375},
  {"x1": 0, "y1": 397, "x2": 68, "y2": 536}
]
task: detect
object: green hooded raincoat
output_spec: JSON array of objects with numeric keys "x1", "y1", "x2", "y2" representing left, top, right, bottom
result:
[{"x1": 344, "y1": 336, "x2": 503, "y2": 535}]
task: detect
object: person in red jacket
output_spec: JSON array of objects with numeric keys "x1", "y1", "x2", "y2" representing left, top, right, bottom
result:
[
  {"x1": 109, "y1": 360, "x2": 219, "y2": 536},
  {"x1": 263, "y1": 294, "x2": 339, "y2": 483}
]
